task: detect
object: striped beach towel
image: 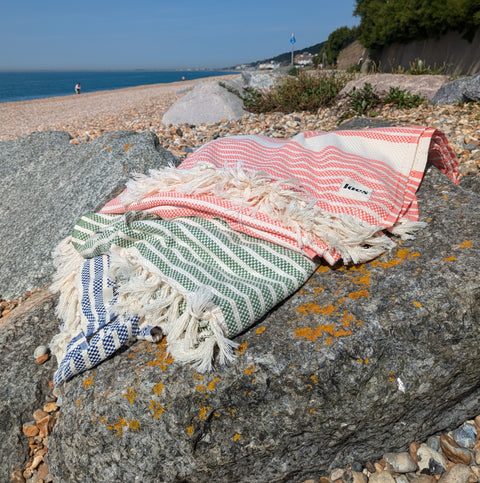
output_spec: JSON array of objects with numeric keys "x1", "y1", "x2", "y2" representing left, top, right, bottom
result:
[{"x1": 50, "y1": 127, "x2": 458, "y2": 385}]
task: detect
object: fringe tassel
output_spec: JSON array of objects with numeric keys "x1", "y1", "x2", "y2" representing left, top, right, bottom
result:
[
  {"x1": 49, "y1": 237, "x2": 85, "y2": 362},
  {"x1": 109, "y1": 246, "x2": 238, "y2": 371},
  {"x1": 118, "y1": 163, "x2": 402, "y2": 265}
]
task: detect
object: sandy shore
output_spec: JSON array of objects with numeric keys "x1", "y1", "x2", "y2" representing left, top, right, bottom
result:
[{"x1": 0, "y1": 74, "x2": 240, "y2": 142}]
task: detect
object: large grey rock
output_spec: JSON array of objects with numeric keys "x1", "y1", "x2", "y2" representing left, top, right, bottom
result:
[
  {"x1": 0, "y1": 130, "x2": 178, "y2": 300},
  {"x1": 0, "y1": 290, "x2": 59, "y2": 477},
  {"x1": 161, "y1": 81, "x2": 248, "y2": 126},
  {"x1": 340, "y1": 74, "x2": 450, "y2": 101},
  {"x1": 241, "y1": 71, "x2": 280, "y2": 90},
  {"x1": 431, "y1": 72, "x2": 480, "y2": 105},
  {"x1": 46, "y1": 164, "x2": 480, "y2": 482}
]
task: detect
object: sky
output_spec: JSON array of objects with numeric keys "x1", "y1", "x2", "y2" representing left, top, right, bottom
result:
[{"x1": 0, "y1": 0, "x2": 359, "y2": 71}]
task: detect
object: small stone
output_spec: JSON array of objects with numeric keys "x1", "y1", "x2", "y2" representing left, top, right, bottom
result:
[
  {"x1": 475, "y1": 448, "x2": 480, "y2": 465},
  {"x1": 395, "y1": 476, "x2": 409, "y2": 483},
  {"x1": 452, "y1": 423, "x2": 477, "y2": 449},
  {"x1": 33, "y1": 409, "x2": 49, "y2": 423},
  {"x1": 440, "y1": 434, "x2": 473, "y2": 465},
  {"x1": 330, "y1": 468, "x2": 345, "y2": 481},
  {"x1": 366, "y1": 462, "x2": 376, "y2": 474},
  {"x1": 43, "y1": 401, "x2": 58, "y2": 413},
  {"x1": 375, "y1": 462, "x2": 386, "y2": 473},
  {"x1": 33, "y1": 345, "x2": 49, "y2": 358},
  {"x1": 438, "y1": 464, "x2": 477, "y2": 483},
  {"x1": 370, "y1": 471, "x2": 397, "y2": 483},
  {"x1": 427, "y1": 436, "x2": 442, "y2": 452},
  {"x1": 417, "y1": 443, "x2": 448, "y2": 475},
  {"x1": 22, "y1": 422, "x2": 39, "y2": 437},
  {"x1": 344, "y1": 470, "x2": 368, "y2": 483},
  {"x1": 35, "y1": 353, "x2": 50, "y2": 364},
  {"x1": 407, "y1": 475, "x2": 437, "y2": 483},
  {"x1": 9, "y1": 468, "x2": 25, "y2": 483},
  {"x1": 410, "y1": 442, "x2": 421, "y2": 464},
  {"x1": 475, "y1": 415, "x2": 480, "y2": 429},
  {"x1": 351, "y1": 462, "x2": 363, "y2": 473},
  {"x1": 471, "y1": 467, "x2": 480, "y2": 479},
  {"x1": 37, "y1": 415, "x2": 56, "y2": 438},
  {"x1": 384, "y1": 452, "x2": 418, "y2": 473}
]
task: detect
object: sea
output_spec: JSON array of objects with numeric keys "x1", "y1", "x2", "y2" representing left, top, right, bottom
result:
[{"x1": 0, "y1": 70, "x2": 236, "y2": 104}]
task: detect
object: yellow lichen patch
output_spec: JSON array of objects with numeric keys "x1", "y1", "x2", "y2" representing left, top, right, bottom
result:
[
  {"x1": 413, "y1": 301, "x2": 423, "y2": 307},
  {"x1": 186, "y1": 425, "x2": 194, "y2": 435},
  {"x1": 244, "y1": 364, "x2": 255, "y2": 376},
  {"x1": 297, "y1": 302, "x2": 335, "y2": 316},
  {"x1": 149, "y1": 400, "x2": 165, "y2": 419},
  {"x1": 442, "y1": 256, "x2": 457, "y2": 262},
  {"x1": 371, "y1": 248, "x2": 420, "y2": 270},
  {"x1": 153, "y1": 382, "x2": 165, "y2": 396},
  {"x1": 106, "y1": 417, "x2": 140, "y2": 438},
  {"x1": 354, "y1": 275, "x2": 371, "y2": 287},
  {"x1": 256, "y1": 326, "x2": 266, "y2": 335},
  {"x1": 122, "y1": 387, "x2": 137, "y2": 405},
  {"x1": 82, "y1": 373, "x2": 95, "y2": 388},
  {"x1": 199, "y1": 406, "x2": 211, "y2": 421},
  {"x1": 236, "y1": 342, "x2": 248, "y2": 354},
  {"x1": 233, "y1": 433, "x2": 242, "y2": 441},
  {"x1": 207, "y1": 377, "x2": 220, "y2": 391},
  {"x1": 460, "y1": 240, "x2": 472, "y2": 248},
  {"x1": 295, "y1": 323, "x2": 352, "y2": 342}
]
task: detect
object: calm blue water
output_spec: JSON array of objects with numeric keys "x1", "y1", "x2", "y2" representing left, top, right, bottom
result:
[{"x1": 0, "y1": 70, "x2": 236, "y2": 103}]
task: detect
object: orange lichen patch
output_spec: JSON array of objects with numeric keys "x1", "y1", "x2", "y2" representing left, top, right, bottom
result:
[
  {"x1": 233, "y1": 433, "x2": 242, "y2": 441},
  {"x1": 207, "y1": 377, "x2": 220, "y2": 391},
  {"x1": 193, "y1": 372, "x2": 205, "y2": 380},
  {"x1": 442, "y1": 256, "x2": 457, "y2": 262},
  {"x1": 413, "y1": 301, "x2": 423, "y2": 307},
  {"x1": 77, "y1": 398, "x2": 82, "y2": 407},
  {"x1": 82, "y1": 374, "x2": 96, "y2": 388},
  {"x1": 348, "y1": 288, "x2": 370, "y2": 300},
  {"x1": 196, "y1": 384, "x2": 205, "y2": 393},
  {"x1": 388, "y1": 371, "x2": 396, "y2": 382},
  {"x1": 149, "y1": 400, "x2": 165, "y2": 419},
  {"x1": 295, "y1": 323, "x2": 352, "y2": 343},
  {"x1": 256, "y1": 326, "x2": 266, "y2": 335},
  {"x1": 199, "y1": 406, "x2": 211, "y2": 421},
  {"x1": 107, "y1": 146, "x2": 113, "y2": 151},
  {"x1": 144, "y1": 340, "x2": 174, "y2": 370},
  {"x1": 186, "y1": 425, "x2": 194, "y2": 435},
  {"x1": 244, "y1": 364, "x2": 255, "y2": 376},
  {"x1": 371, "y1": 248, "x2": 420, "y2": 270},
  {"x1": 297, "y1": 302, "x2": 335, "y2": 316},
  {"x1": 316, "y1": 265, "x2": 331, "y2": 274},
  {"x1": 106, "y1": 417, "x2": 140, "y2": 438},
  {"x1": 122, "y1": 387, "x2": 137, "y2": 405},
  {"x1": 236, "y1": 342, "x2": 248, "y2": 355},
  {"x1": 123, "y1": 143, "x2": 131, "y2": 151},
  {"x1": 227, "y1": 407, "x2": 236, "y2": 418},
  {"x1": 310, "y1": 374, "x2": 318, "y2": 383},
  {"x1": 460, "y1": 240, "x2": 472, "y2": 248},
  {"x1": 152, "y1": 382, "x2": 164, "y2": 396},
  {"x1": 356, "y1": 358, "x2": 370, "y2": 364}
]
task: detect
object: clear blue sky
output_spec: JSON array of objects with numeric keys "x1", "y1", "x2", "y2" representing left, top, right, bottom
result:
[{"x1": 1, "y1": 0, "x2": 359, "y2": 71}]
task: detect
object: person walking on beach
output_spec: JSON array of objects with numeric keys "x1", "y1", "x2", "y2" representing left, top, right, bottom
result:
[{"x1": 75, "y1": 83, "x2": 81, "y2": 94}]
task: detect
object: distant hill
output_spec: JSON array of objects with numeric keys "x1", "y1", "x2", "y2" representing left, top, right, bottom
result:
[{"x1": 229, "y1": 42, "x2": 325, "y2": 69}]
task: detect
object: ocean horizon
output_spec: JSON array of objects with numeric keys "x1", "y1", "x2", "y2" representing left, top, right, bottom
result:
[{"x1": 0, "y1": 70, "x2": 236, "y2": 103}]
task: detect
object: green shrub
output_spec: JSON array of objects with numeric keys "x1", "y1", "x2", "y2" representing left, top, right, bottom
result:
[
  {"x1": 384, "y1": 87, "x2": 426, "y2": 108},
  {"x1": 244, "y1": 71, "x2": 351, "y2": 114},
  {"x1": 346, "y1": 83, "x2": 380, "y2": 115}
]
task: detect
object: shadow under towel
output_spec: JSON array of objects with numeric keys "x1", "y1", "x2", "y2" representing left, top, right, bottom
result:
[{"x1": 50, "y1": 127, "x2": 459, "y2": 386}]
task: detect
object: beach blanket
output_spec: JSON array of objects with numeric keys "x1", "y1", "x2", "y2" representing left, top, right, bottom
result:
[{"x1": 50, "y1": 127, "x2": 458, "y2": 386}]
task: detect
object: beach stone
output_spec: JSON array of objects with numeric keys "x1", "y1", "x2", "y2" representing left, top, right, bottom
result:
[
  {"x1": 452, "y1": 423, "x2": 477, "y2": 449},
  {"x1": 45, "y1": 161, "x2": 480, "y2": 482},
  {"x1": 344, "y1": 470, "x2": 368, "y2": 483},
  {"x1": 162, "y1": 81, "x2": 248, "y2": 126},
  {"x1": 0, "y1": 290, "x2": 59, "y2": 478},
  {"x1": 241, "y1": 71, "x2": 280, "y2": 91},
  {"x1": 431, "y1": 72, "x2": 480, "y2": 105},
  {"x1": 370, "y1": 471, "x2": 396, "y2": 483},
  {"x1": 384, "y1": 452, "x2": 417, "y2": 473},
  {"x1": 427, "y1": 436, "x2": 442, "y2": 452},
  {"x1": 0, "y1": 130, "x2": 179, "y2": 301},
  {"x1": 440, "y1": 434, "x2": 473, "y2": 464},
  {"x1": 438, "y1": 464, "x2": 477, "y2": 483},
  {"x1": 416, "y1": 443, "x2": 448, "y2": 475}
]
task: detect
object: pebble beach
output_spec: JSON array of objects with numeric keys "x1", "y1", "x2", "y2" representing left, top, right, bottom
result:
[{"x1": 3, "y1": 73, "x2": 480, "y2": 483}]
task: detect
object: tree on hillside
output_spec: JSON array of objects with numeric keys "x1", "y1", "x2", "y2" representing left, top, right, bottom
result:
[
  {"x1": 316, "y1": 26, "x2": 358, "y2": 66},
  {"x1": 354, "y1": 0, "x2": 480, "y2": 49}
]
